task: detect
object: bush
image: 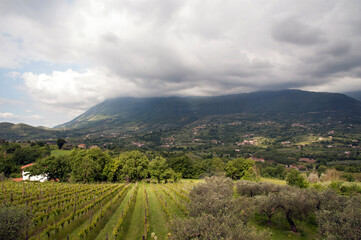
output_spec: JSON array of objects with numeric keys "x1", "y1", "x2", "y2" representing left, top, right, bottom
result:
[
  {"x1": 168, "y1": 214, "x2": 270, "y2": 240},
  {"x1": 0, "y1": 205, "x2": 32, "y2": 240},
  {"x1": 225, "y1": 158, "x2": 257, "y2": 180},
  {"x1": 317, "y1": 194, "x2": 361, "y2": 239},
  {"x1": 257, "y1": 187, "x2": 318, "y2": 232},
  {"x1": 286, "y1": 169, "x2": 309, "y2": 188},
  {"x1": 342, "y1": 173, "x2": 355, "y2": 182},
  {"x1": 236, "y1": 180, "x2": 284, "y2": 197},
  {"x1": 169, "y1": 176, "x2": 270, "y2": 240}
]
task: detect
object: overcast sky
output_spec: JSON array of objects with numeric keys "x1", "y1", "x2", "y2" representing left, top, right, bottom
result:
[{"x1": 1, "y1": 0, "x2": 361, "y2": 127}]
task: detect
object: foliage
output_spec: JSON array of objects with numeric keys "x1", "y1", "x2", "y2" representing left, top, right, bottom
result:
[
  {"x1": 149, "y1": 156, "x2": 168, "y2": 182},
  {"x1": 166, "y1": 155, "x2": 195, "y2": 179},
  {"x1": 257, "y1": 187, "x2": 318, "y2": 232},
  {"x1": 169, "y1": 176, "x2": 269, "y2": 240},
  {"x1": 236, "y1": 180, "x2": 284, "y2": 197},
  {"x1": 260, "y1": 164, "x2": 286, "y2": 179},
  {"x1": 225, "y1": 157, "x2": 257, "y2": 180},
  {"x1": 317, "y1": 165, "x2": 327, "y2": 176},
  {"x1": 0, "y1": 205, "x2": 32, "y2": 240},
  {"x1": 56, "y1": 138, "x2": 66, "y2": 149},
  {"x1": 169, "y1": 214, "x2": 270, "y2": 240},
  {"x1": 70, "y1": 148, "x2": 110, "y2": 182},
  {"x1": 317, "y1": 194, "x2": 361, "y2": 239},
  {"x1": 210, "y1": 157, "x2": 225, "y2": 175},
  {"x1": 105, "y1": 150, "x2": 150, "y2": 182},
  {"x1": 286, "y1": 169, "x2": 309, "y2": 188},
  {"x1": 0, "y1": 153, "x2": 18, "y2": 177},
  {"x1": 327, "y1": 181, "x2": 361, "y2": 195},
  {"x1": 11, "y1": 146, "x2": 50, "y2": 165},
  {"x1": 28, "y1": 155, "x2": 71, "y2": 182},
  {"x1": 342, "y1": 173, "x2": 355, "y2": 182}
]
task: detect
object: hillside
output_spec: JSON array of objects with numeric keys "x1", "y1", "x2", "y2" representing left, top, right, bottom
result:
[
  {"x1": 2, "y1": 89, "x2": 361, "y2": 141},
  {"x1": 345, "y1": 91, "x2": 361, "y2": 102},
  {"x1": 55, "y1": 89, "x2": 361, "y2": 131},
  {"x1": 0, "y1": 122, "x2": 61, "y2": 140}
]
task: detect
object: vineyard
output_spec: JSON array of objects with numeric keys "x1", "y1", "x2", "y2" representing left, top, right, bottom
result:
[{"x1": 1, "y1": 180, "x2": 196, "y2": 240}]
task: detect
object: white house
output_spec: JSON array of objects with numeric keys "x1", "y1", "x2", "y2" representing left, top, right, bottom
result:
[{"x1": 21, "y1": 163, "x2": 48, "y2": 182}]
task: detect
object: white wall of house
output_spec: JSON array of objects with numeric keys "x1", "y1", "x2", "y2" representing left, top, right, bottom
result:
[{"x1": 22, "y1": 170, "x2": 47, "y2": 182}]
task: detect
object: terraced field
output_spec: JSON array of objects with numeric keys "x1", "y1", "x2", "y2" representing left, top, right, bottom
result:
[{"x1": 1, "y1": 180, "x2": 196, "y2": 240}]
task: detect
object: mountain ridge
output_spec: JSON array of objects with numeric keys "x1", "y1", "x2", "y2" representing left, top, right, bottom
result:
[{"x1": 55, "y1": 89, "x2": 361, "y2": 130}]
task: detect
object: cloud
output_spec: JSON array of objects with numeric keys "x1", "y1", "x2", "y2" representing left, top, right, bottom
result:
[
  {"x1": 0, "y1": 112, "x2": 15, "y2": 118},
  {"x1": 0, "y1": 0, "x2": 360, "y2": 125},
  {"x1": 271, "y1": 18, "x2": 324, "y2": 45}
]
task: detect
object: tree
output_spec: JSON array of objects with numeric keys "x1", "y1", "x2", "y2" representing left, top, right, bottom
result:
[
  {"x1": 56, "y1": 138, "x2": 66, "y2": 149},
  {"x1": 149, "y1": 156, "x2": 168, "y2": 182},
  {"x1": 167, "y1": 155, "x2": 195, "y2": 178},
  {"x1": 0, "y1": 205, "x2": 32, "y2": 240},
  {"x1": 104, "y1": 151, "x2": 149, "y2": 182},
  {"x1": 69, "y1": 148, "x2": 109, "y2": 182},
  {"x1": 317, "y1": 194, "x2": 361, "y2": 239},
  {"x1": 168, "y1": 177, "x2": 270, "y2": 240},
  {"x1": 225, "y1": 157, "x2": 257, "y2": 180},
  {"x1": 161, "y1": 168, "x2": 181, "y2": 182},
  {"x1": 28, "y1": 155, "x2": 71, "y2": 182},
  {"x1": 258, "y1": 187, "x2": 318, "y2": 232},
  {"x1": 210, "y1": 157, "x2": 225, "y2": 175},
  {"x1": 11, "y1": 146, "x2": 49, "y2": 165},
  {"x1": 286, "y1": 169, "x2": 309, "y2": 188},
  {"x1": 0, "y1": 153, "x2": 17, "y2": 177},
  {"x1": 317, "y1": 165, "x2": 327, "y2": 177}
]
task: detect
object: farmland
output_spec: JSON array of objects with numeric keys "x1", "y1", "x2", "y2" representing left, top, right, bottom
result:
[{"x1": 1, "y1": 180, "x2": 196, "y2": 240}]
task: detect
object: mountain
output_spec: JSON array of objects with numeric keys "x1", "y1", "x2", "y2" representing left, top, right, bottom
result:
[
  {"x1": 2, "y1": 89, "x2": 361, "y2": 141},
  {"x1": 344, "y1": 91, "x2": 361, "y2": 102},
  {"x1": 0, "y1": 122, "x2": 60, "y2": 140},
  {"x1": 55, "y1": 89, "x2": 361, "y2": 132}
]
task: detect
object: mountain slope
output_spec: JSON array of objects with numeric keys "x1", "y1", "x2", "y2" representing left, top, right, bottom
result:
[
  {"x1": 0, "y1": 122, "x2": 59, "y2": 140},
  {"x1": 344, "y1": 91, "x2": 361, "y2": 102},
  {"x1": 55, "y1": 90, "x2": 361, "y2": 131}
]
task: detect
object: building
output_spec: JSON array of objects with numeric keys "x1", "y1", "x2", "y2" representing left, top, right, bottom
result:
[
  {"x1": 21, "y1": 163, "x2": 47, "y2": 182},
  {"x1": 78, "y1": 144, "x2": 86, "y2": 149}
]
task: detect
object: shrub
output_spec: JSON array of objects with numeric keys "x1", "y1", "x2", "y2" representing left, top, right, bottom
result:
[
  {"x1": 342, "y1": 173, "x2": 355, "y2": 182},
  {"x1": 0, "y1": 205, "x2": 32, "y2": 240},
  {"x1": 169, "y1": 176, "x2": 270, "y2": 240},
  {"x1": 257, "y1": 187, "x2": 318, "y2": 232},
  {"x1": 168, "y1": 214, "x2": 270, "y2": 240},
  {"x1": 286, "y1": 169, "x2": 309, "y2": 188},
  {"x1": 317, "y1": 194, "x2": 361, "y2": 240},
  {"x1": 236, "y1": 180, "x2": 284, "y2": 197}
]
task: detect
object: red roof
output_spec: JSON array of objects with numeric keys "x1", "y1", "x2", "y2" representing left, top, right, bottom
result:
[
  {"x1": 12, "y1": 178, "x2": 23, "y2": 182},
  {"x1": 21, "y1": 163, "x2": 35, "y2": 170}
]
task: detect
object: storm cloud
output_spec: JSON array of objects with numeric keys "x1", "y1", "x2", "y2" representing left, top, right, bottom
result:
[{"x1": 1, "y1": 0, "x2": 361, "y2": 125}]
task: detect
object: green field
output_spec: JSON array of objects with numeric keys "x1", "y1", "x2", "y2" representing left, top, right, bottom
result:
[
  {"x1": 1, "y1": 181, "x2": 194, "y2": 240},
  {"x1": 51, "y1": 149, "x2": 71, "y2": 157}
]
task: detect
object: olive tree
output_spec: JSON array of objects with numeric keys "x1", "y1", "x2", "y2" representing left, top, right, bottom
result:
[
  {"x1": 0, "y1": 205, "x2": 32, "y2": 240},
  {"x1": 168, "y1": 176, "x2": 270, "y2": 240}
]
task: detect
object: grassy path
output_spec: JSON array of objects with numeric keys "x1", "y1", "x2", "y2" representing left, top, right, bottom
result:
[
  {"x1": 94, "y1": 184, "x2": 136, "y2": 240},
  {"x1": 147, "y1": 184, "x2": 169, "y2": 239},
  {"x1": 156, "y1": 185, "x2": 185, "y2": 218},
  {"x1": 123, "y1": 184, "x2": 146, "y2": 240}
]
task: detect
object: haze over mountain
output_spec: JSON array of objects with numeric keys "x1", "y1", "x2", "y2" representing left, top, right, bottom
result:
[
  {"x1": 55, "y1": 89, "x2": 361, "y2": 130},
  {"x1": 2, "y1": 89, "x2": 361, "y2": 140}
]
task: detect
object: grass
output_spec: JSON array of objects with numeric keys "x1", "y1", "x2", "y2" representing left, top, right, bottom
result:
[
  {"x1": 146, "y1": 184, "x2": 169, "y2": 239},
  {"x1": 123, "y1": 184, "x2": 146, "y2": 239},
  {"x1": 94, "y1": 184, "x2": 136, "y2": 240},
  {"x1": 260, "y1": 177, "x2": 287, "y2": 185},
  {"x1": 51, "y1": 149, "x2": 71, "y2": 156},
  {"x1": 250, "y1": 213, "x2": 319, "y2": 240}
]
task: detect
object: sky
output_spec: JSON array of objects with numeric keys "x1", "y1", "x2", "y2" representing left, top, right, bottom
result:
[{"x1": 1, "y1": 0, "x2": 361, "y2": 127}]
